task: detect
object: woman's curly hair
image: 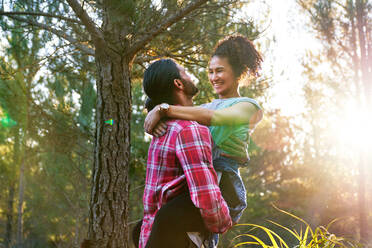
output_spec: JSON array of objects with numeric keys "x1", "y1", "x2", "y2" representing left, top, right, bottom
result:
[{"x1": 212, "y1": 34, "x2": 263, "y2": 79}]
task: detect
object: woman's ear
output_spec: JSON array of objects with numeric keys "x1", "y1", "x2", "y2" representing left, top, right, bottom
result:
[{"x1": 173, "y1": 79, "x2": 184, "y2": 90}]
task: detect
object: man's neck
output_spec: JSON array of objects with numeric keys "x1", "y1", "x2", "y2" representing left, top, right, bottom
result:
[{"x1": 173, "y1": 94, "x2": 193, "y2": 106}]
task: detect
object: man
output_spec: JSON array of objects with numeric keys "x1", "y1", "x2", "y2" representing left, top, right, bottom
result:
[{"x1": 137, "y1": 59, "x2": 232, "y2": 248}]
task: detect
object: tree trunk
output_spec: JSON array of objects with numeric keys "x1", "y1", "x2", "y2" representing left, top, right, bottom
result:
[
  {"x1": 355, "y1": 0, "x2": 370, "y2": 242},
  {"x1": 356, "y1": 0, "x2": 371, "y2": 107},
  {"x1": 74, "y1": 211, "x2": 80, "y2": 248},
  {"x1": 16, "y1": 159, "x2": 25, "y2": 247},
  {"x1": 358, "y1": 153, "x2": 368, "y2": 242},
  {"x1": 86, "y1": 49, "x2": 131, "y2": 248},
  {"x1": 5, "y1": 183, "x2": 15, "y2": 248},
  {"x1": 5, "y1": 127, "x2": 20, "y2": 248}
]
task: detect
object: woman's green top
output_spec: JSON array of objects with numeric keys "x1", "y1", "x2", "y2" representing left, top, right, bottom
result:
[{"x1": 201, "y1": 97, "x2": 262, "y2": 158}]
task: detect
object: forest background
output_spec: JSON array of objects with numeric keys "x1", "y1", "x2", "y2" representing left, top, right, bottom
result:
[{"x1": 0, "y1": 0, "x2": 371, "y2": 247}]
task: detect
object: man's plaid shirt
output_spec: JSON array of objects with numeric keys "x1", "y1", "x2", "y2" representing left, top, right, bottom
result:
[{"x1": 139, "y1": 119, "x2": 232, "y2": 248}]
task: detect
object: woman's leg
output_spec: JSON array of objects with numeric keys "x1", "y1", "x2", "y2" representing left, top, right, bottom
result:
[
  {"x1": 145, "y1": 193, "x2": 208, "y2": 248},
  {"x1": 219, "y1": 170, "x2": 247, "y2": 223}
]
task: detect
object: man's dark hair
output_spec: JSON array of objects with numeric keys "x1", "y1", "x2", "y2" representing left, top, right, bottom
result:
[{"x1": 143, "y1": 59, "x2": 180, "y2": 111}]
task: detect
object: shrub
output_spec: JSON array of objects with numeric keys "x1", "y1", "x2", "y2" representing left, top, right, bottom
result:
[{"x1": 231, "y1": 206, "x2": 363, "y2": 248}]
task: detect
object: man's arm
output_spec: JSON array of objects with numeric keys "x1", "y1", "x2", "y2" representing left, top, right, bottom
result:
[{"x1": 175, "y1": 124, "x2": 232, "y2": 233}]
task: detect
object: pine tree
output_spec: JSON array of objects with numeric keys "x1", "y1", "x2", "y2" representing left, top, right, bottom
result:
[
  {"x1": 298, "y1": 0, "x2": 371, "y2": 242},
  {"x1": 1, "y1": 0, "x2": 256, "y2": 246}
]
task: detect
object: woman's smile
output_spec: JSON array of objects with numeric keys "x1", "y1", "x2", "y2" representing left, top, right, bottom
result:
[{"x1": 208, "y1": 56, "x2": 239, "y2": 99}]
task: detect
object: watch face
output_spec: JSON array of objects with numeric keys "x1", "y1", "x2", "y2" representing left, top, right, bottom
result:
[{"x1": 160, "y1": 103, "x2": 169, "y2": 110}]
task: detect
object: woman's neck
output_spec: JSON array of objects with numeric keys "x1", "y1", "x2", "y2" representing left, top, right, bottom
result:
[{"x1": 219, "y1": 91, "x2": 240, "y2": 99}]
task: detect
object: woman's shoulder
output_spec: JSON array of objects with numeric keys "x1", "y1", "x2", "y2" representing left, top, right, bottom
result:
[
  {"x1": 201, "y1": 97, "x2": 261, "y2": 110},
  {"x1": 231, "y1": 97, "x2": 261, "y2": 110},
  {"x1": 232, "y1": 96, "x2": 258, "y2": 103},
  {"x1": 219, "y1": 97, "x2": 261, "y2": 109},
  {"x1": 200, "y1": 99, "x2": 220, "y2": 110}
]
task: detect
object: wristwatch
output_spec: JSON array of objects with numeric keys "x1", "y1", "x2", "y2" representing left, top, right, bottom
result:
[{"x1": 158, "y1": 103, "x2": 170, "y2": 116}]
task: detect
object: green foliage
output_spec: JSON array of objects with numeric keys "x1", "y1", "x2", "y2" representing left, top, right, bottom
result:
[
  {"x1": 0, "y1": 3, "x2": 94, "y2": 245},
  {"x1": 297, "y1": 0, "x2": 372, "y2": 242},
  {"x1": 131, "y1": 0, "x2": 262, "y2": 78},
  {"x1": 128, "y1": 81, "x2": 149, "y2": 223},
  {"x1": 2, "y1": 0, "x2": 368, "y2": 246},
  {"x1": 311, "y1": 0, "x2": 334, "y2": 43},
  {"x1": 0, "y1": 114, "x2": 17, "y2": 128},
  {"x1": 1, "y1": 0, "x2": 270, "y2": 246}
]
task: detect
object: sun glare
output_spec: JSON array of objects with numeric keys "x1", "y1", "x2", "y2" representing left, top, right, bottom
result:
[{"x1": 332, "y1": 103, "x2": 372, "y2": 153}]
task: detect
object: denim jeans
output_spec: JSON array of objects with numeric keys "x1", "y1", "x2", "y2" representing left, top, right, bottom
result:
[{"x1": 207, "y1": 156, "x2": 248, "y2": 247}]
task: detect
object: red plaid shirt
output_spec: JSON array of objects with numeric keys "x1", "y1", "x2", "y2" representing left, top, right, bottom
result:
[{"x1": 139, "y1": 120, "x2": 232, "y2": 248}]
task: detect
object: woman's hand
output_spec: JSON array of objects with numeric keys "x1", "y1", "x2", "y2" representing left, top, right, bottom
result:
[
  {"x1": 144, "y1": 105, "x2": 162, "y2": 134},
  {"x1": 221, "y1": 136, "x2": 247, "y2": 156},
  {"x1": 220, "y1": 135, "x2": 249, "y2": 163},
  {"x1": 152, "y1": 120, "x2": 168, "y2": 137}
]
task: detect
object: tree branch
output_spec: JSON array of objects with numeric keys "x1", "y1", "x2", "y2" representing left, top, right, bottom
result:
[
  {"x1": 65, "y1": 0, "x2": 105, "y2": 46},
  {"x1": 4, "y1": 15, "x2": 95, "y2": 56},
  {"x1": 0, "y1": 11, "x2": 82, "y2": 24},
  {"x1": 133, "y1": 55, "x2": 163, "y2": 64},
  {"x1": 129, "y1": 0, "x2": 209, "y2": 57}
]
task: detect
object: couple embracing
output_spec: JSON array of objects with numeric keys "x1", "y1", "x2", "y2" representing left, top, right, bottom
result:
[{"x1": 134, "y1": 34, "x2": 264, "y2": 248}]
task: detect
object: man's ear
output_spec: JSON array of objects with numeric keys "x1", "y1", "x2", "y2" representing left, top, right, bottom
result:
[{"x1": 173, "y1": 79, "x2": 184, "y2": 90}]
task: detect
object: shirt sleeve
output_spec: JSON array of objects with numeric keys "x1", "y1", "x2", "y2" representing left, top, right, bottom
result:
[{"x1": 175, "y1": 124, "x2": 232, "y2": 233}]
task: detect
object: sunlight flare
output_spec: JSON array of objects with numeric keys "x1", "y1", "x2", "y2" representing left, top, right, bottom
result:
[{"x1": 333, "y1": 104, "x2": 372, "y2": 152}]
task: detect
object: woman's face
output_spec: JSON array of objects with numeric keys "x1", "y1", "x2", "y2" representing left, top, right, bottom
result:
[{"x1": 208, "y1": 56, "x2": 239, "y2": 99}]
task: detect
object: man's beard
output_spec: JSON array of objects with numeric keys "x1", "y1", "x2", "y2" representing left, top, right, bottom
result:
[{"x1": 181, "y1": 78, "x2": 199, "y2": 97}]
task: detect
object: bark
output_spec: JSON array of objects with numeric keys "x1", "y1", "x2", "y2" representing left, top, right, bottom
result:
[
  {"x1": 349, "y1": 1, "x2": 363, "y2": 98},
  {"x1": 86, "y1": 48, "x2": 131, "y2": 248},
  {"x1": 358, "y1": 153, "x2": 368, "y2": 242},
  {"x1": 5, "y1": 183, "x2": 15, "y2": 248},
  {"x1": 5, "y1": 127, "x2": 20, "y2": 248},
  {"x1": 355, "y1": 0, "x2": 370, "y2": 241},
  {"x1": 74, "y1": 212, "x2": 80, "y2": 248},
  {"x1": 349, "y1": 2, "x2": 367, "y2": 241},
  {"x1": 356, "y1": 0, "x2": 371, "y2": 106},
  {"x1": 16, "y1": 159, "x2": 25, "y2": 247}
]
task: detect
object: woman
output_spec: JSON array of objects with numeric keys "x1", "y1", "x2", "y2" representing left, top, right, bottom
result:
[{"x1": 144, "y1": 34, "x2": 263, "y2": 247}]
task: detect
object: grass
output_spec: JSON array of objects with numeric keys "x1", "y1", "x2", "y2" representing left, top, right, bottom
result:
[{"x1": 230, "y1": 205, "x2": 364, "y2": 248}]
